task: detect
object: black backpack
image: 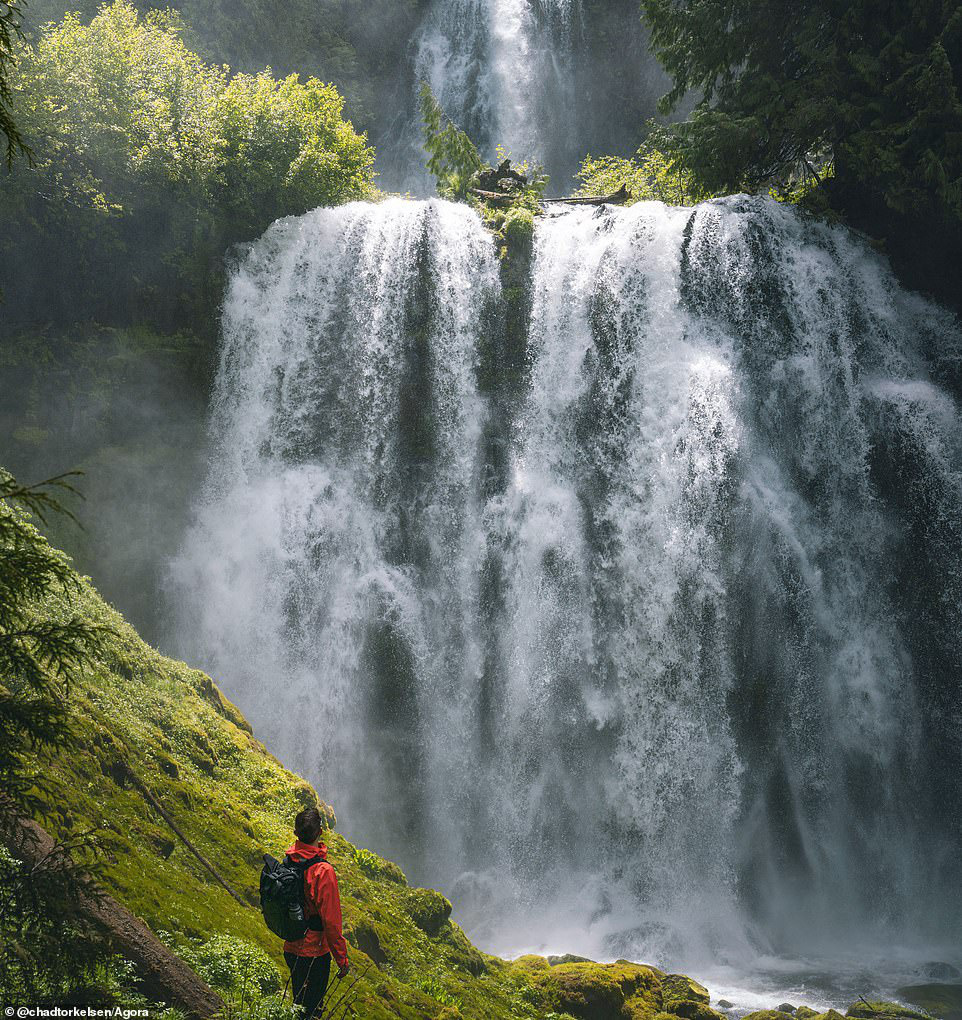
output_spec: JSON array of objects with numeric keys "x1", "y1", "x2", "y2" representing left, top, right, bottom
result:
[{"x1": 259, "y1": 854, "x2": 325, "y2": 941}]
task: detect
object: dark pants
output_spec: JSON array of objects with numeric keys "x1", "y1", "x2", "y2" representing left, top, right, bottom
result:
[{"x1": 284, "y1": 951, "x2": 331, "y2": 1019}]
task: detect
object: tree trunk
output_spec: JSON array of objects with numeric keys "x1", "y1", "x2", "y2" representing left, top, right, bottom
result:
[
  {"x1": 544, "y1": 184, "x2": 632, "y2": 206},
  {"x1": 5, "y1": 817, "x2": 225, "y2": 1019}
]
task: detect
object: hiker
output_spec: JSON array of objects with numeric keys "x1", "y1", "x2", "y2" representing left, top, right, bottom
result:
[{"x1": 283, "y1": 806, "x2": 349, "y2": 1018}]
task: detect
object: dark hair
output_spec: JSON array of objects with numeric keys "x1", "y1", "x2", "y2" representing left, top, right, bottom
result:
[{"x1": 294, "y1": 806, "x2": 323, "y2": 843}]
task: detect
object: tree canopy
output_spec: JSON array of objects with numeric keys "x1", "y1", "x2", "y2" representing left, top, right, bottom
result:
[
  {"x1": 1, "y1": 1, "x2": 376, "y2": 328},
  {"x1": 576, "y1": 126, "x2": 703, "y2": 205},
  {"x1": 641, "y1": 0, "x2": 962, "y2": 302},
  {"x1": 642, "y1": 1, "x2": 962, "y2": 208}
]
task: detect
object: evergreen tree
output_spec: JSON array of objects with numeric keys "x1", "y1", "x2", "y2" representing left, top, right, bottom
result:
[
  {"x1": 0, "y1": 468, "x2": 113, "y2": 1005},
  {"x1": 642, "y1": 0, "x2": 962, "y2": 304},
  {"x1": 0, "y1": 0, "x2": 27, "y2": 162}
]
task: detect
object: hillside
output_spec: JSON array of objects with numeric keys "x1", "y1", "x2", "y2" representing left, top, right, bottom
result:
[{"x1": 9, "y1": 511, "x2": 748, "y2": 1020}]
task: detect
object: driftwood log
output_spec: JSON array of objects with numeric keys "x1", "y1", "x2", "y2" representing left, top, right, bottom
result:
[
  {"x1": 5, "y1": 817, "x2": 225, "y2": 1019},
  {"x1": 544, "y1": 184, "x2": 633, "y2": 206},
  {"x1": 469, "y1": 187, "x2": 517, "y2": 206},
  {"x1": 470, "y1": 183, "x2": 633, "y2": 209}
]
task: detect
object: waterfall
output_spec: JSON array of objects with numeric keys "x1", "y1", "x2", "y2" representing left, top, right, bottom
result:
[
  {"x1": 385, "y1": 0, "x2": 582, "y2": 191},
  {"x1": 414, "y1": 0, "x2": 580, "y2": 157},
  {"x1": 173, "y1": 195, "x2": 962, "y2": 969}
]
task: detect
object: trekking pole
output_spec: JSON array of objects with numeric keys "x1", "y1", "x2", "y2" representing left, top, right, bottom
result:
[
  {"x1": 319, "y1": 961, "x2": 371, "y2": 1019},
  {"x1": 318, "y1": 968, "x2": 361, "y2": 1019},
  {"x1": 326, "y1": 980, "x2": 364, "y2": 1020},
  {"x1": 328, "y1": 963, "x2": 371, "y2": 1020}
]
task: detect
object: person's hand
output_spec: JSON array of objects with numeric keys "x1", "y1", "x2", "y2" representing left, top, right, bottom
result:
[{"x1": 337, "y1": 962, "x2": 350, "y2": 979}]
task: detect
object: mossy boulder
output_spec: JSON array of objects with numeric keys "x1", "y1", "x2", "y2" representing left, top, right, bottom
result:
[
  {"x1": 403, "y1": 887, "x2": 453, "y2": 936},
  {"x1": 673, "y1": 1005, "x2": 728, "y2": 1020},
  {"x1": 896, "y1": 984, "x2": 962, "y2": 1020},
  {"x1": 530, "y1": 960, "x2": 664, "y2": 1020},
  {"x1": 847, "y1": 1003, "x2": 930, "y2": 1020},
  {"x1": 796, "y1": 1008, "x2": 818, "y2": 1019},
  {"x1": 437, "y1": 922, "x2": 487, "y2": 976},
  {"x1": 743, "y1": 1011, "x2": 796, "y2": 1020},
  {"x1": 514, "y1": 954, "x2": 551, "y2": 970},
  {"x1": 347, "y1": 918, "x2": 390, "y2": 968},
  {"x1": 662, "y1": 974, "x2": 711, "y2": 1014}
]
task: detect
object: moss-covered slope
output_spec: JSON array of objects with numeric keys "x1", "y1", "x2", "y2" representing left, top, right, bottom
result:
[{"x1": 18, "y1": 553, "x2": 721, "y2": 1019}]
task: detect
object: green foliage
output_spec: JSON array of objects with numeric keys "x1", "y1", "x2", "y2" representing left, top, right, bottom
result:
[
  {"x1": 0, "y1": 843, "x2": 104, "y2": 1005},
  {"x1": 1, "y1": 1, "x2": 376, "y2": 331},
  {"x1": 419, "y1": 83, "x2": 548, "y2": 251},
  {"x1": 640, "y1": 0, "x2": 962, "y2": 220},
  {"x1": 0, "y1": 469, "x2": 124, "y2": 1007},
  {"x1": 500, "y1": 206, "x2": 535, "y2": 250},
  {"x1": 351, "y1": 844, "x2": 407, "y2": 884},
  {"x1": 160, "y1": 933, "x2": 296, "y2": 1018},
  {"x1": 0, "y1": 0, "x2": 27, "y2": 162},
  {"x1": 419, "y1": 81, "x2": 482, "y2": 200},
  {"x1": 0, "y1": 468, "x2": 108, "y2": 819},
  {"x1": 576, "y1": 125, "x2": 704, "y2": 205},
  {"x1": 409, "y1": 974, "x2": 462, "y2": 1008}
]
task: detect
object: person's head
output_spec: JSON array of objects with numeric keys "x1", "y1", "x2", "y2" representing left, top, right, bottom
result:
[{"x1": 294, "y1": 806, "x2": 323, "y2": 845}]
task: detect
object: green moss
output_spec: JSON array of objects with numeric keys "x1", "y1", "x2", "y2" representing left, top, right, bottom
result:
[
  {"x1": 662, "y1": 974, "x2": 711, "y2": 1012},
  {"x1": 403, "y1": 887, "x2": 453, "y2": 936},
  {"x1": 524, "y1": 960, "x2": 664, "y2": 1020},
  {"x1": 17, "y1": 523, "x2": 908, "y2": 1020},
  {"x1": 742, "y1": 1012, "x2": 797, "y2": 1020},
  {"x1": 796, "y1": 1009, "x2": 819, "y2": 1019},
  {"x1": 19, "y1": 567, "x2": 551, "y2": 1019},
  {"x1": 351, "y1": 844, "x2": 407, "y2": 885}
]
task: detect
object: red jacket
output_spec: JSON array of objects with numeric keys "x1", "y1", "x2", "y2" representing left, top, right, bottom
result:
[{"x1": 282, "y1": 841, "x2": 348, "y2": 967}]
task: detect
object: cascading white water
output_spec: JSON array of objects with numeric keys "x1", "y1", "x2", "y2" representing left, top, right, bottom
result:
[
  {"x1": 393, "y1": 0, "x2": 582, "y2": 190},
  {"x1": 173, "y1": 195, "x2": 962, "y2": 975},
  {"x1": 172, "y1": 198, "x2": 500, "y2": 864}
]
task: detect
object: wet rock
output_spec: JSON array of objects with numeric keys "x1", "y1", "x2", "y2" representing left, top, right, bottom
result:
[
  {"x1": 550, "y1": 954, "x2": 596, "y2": 966},
  {"x1": 795, "y1": 1008, "x2": 818, "y2": 1019},
  {"x1": 717, "y1": 1002, "x2": 735, "y2": 1010},
  {"x1": 663, "y1": 974, "x2": 711, "y2": 1013},
  {"x1": 921, "y1": 965, "x2": 962, "y2": 981},
  {"x1": 895, "y1": 984, "x2": 962, "y2": 1020},
  {"x1": 847, "y1": 1002, "x2": 929, "y2": 1020},
  {"x1": 777, "y1": 1005, "x2": 797, "y2": 1014}
]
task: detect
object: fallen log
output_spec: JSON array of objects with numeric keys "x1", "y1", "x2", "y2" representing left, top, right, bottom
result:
[
  {"x1": 469, "y1": 187, "x2": 517, "y2": 206},
  {"x1": 121, "y1": 761, "x2": 250, "y2": 909},
  {"x1": 5, "y1": 817, "x2": 225, "y2": 1019},
  {"x1": 544, "y1": 184, "x2": 632, "y2": 206}
]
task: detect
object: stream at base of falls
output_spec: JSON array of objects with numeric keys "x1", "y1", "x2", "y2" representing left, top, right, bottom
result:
[{"x1": 170, "y1": 195, "x2": 962, "y2": 991}]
